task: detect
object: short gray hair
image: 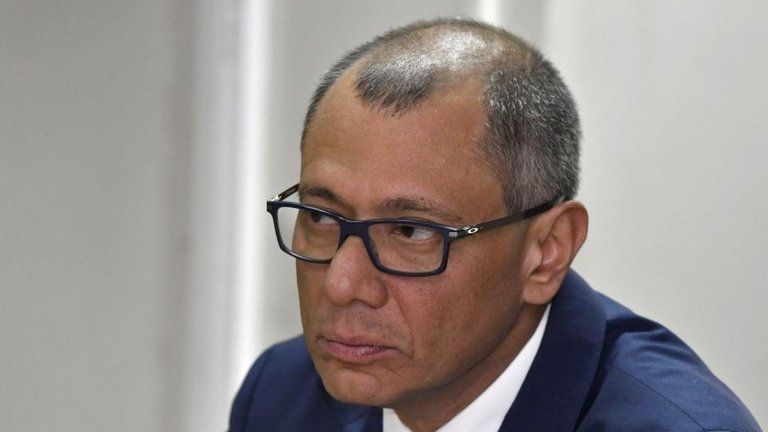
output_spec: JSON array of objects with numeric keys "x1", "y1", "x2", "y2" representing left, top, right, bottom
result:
[{"x1": 302, "y1": 18, "x2": 581, "y2": 211}]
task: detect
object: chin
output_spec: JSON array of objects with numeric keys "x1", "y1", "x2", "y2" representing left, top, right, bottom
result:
[{"x1": 317, "y1": 363, "x2": 401, "y2": 407}]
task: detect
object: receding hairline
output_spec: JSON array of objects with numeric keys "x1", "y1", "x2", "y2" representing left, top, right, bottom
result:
[
  {"x1": 301, "y1": 19, "x2": 544, "y2": 145},
  {"x1": 300, "y1": 66, "x2": 492, "y2": 186}
]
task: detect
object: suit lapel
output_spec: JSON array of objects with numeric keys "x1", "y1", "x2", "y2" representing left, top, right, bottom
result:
[
  {"x1": 331, "y1": 398, "x2": 382, "y2": 432},
  {"x1": 499, "y1": 271, "x2": 606, "y2": 431}
]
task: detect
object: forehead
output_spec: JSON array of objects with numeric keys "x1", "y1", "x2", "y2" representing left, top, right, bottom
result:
[{"x1": 300, "y1": 70, "x2": 504, "y2": 218}]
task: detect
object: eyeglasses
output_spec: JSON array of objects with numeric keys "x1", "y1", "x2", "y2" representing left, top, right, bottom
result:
[{"x1": 267, "y1": 184, "x2": 563, "y2": 277}]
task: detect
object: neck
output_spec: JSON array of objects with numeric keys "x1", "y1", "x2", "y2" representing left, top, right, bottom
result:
[{"x1": 390, "y1": 303, "x2": 546, "y2": 432}]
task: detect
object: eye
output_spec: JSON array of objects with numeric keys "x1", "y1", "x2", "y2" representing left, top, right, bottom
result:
[
  {"x1": 309, "y1": 210, "x2": 336, "y2": 225},
  {"x1": 395, "y1": 224, "x2": 438, "y2": 241}
]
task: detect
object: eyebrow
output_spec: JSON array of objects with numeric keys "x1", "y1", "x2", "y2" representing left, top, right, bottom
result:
[
  {"x1": 299, "y1": 185, "x2": 464, "y2": 224},
  {"x1": 381, "y1": 197, "x2": 465, "y2": 224},
  {"x1": 299, "y1": 186, "x2": 349, "y2": 207}
]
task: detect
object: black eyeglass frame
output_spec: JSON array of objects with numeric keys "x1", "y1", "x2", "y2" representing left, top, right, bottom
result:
[{"x1": 266, "y1": 183, "x2": 564, "y2": 277}]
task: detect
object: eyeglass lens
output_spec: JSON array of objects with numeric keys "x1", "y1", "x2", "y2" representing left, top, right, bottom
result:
[{"x1": 276, "y1": 206, "x2": 445, "y2": 273}]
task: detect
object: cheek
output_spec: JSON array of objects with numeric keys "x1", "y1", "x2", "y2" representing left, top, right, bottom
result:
[
  {"x1": 398, "y1": 278, "x2": 496, "y2": 354},
  {"x1": 296, "y1": 262, "x2": 326, "y2": 329},
  {"x1": 404, "y1": 242, "x2": 524, "y2": 365},
  {"x1": 466, "y1": 232, "x2": 526, "y2": 295}
]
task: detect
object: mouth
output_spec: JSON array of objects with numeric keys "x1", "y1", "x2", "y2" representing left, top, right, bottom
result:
[{"x1": 318, "y1": 336, "x2": 397, "y2": 364}]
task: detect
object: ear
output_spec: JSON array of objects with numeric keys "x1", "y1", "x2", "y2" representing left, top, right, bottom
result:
[{"x1": 521, "y1": 201, "x2": 588, "y2": 305}]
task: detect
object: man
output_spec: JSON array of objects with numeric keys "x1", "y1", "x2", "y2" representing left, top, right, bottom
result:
[{"x1": 229, "y1": 18, "x2": 759, "y2": 432}]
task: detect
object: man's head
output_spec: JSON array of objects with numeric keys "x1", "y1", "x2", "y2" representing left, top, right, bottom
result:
[{"x1": 292, "y1": 18, "x2": 588, "y2": 427}]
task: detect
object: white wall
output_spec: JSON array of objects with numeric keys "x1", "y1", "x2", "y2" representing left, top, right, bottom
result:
[{"x1": 0, "y1": 1, "x2": 187, "y2": 431}]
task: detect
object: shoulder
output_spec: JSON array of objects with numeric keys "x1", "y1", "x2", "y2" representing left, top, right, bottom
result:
[
  {"x1": 228, "y1": 336, "x2": 339, "y2": 432},
  {"x1": 579, "y1": 292, "x2": 761, "y2": 432}
]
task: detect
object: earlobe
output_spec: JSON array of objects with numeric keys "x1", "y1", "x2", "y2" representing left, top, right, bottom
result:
[{"x1": 522, "y1": 201, "x2": 589, "y2": 305}]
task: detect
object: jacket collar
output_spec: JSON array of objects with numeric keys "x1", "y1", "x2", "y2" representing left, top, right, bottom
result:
[
  {"x1": 330, "y1": 270, "x2": 605, "y2": 432},
  {"x1": 331, "y1": 400, "x2": 382, "y2": 432},
  {"x1": 499, "y1": 270, "x2": 606, "y2": 431}
]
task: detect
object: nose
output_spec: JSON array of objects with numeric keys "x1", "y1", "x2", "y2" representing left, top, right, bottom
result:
[{"x1": 323, "y1": 235, "x2": 388, "y2": 308}]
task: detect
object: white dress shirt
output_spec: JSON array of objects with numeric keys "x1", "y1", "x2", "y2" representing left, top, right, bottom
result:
[{"x1": 383, "y1": 304, "x2": 550, "y2": 432}]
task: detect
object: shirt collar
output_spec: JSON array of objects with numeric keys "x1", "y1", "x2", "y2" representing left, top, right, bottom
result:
[{"x1": 382, "y1": 304, "x2": 551, "y2": 432}]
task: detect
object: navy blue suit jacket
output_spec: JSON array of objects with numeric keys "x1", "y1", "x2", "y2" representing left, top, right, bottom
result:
[{"x1": 229, "y1": 271, "x2": 760, "y2": 431}]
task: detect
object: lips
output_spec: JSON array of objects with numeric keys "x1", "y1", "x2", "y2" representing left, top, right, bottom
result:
[{"x1": 318, "y1": 335, "x2": 396, "y2": 364}]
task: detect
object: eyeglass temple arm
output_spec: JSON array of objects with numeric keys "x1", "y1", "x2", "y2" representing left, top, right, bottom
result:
[
  {"x1": 451, "y1": 196, "x2": 565, "y2": 239},
  {"x1": 269, "y1": 183, "x2": 300, "y2": 202}
]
